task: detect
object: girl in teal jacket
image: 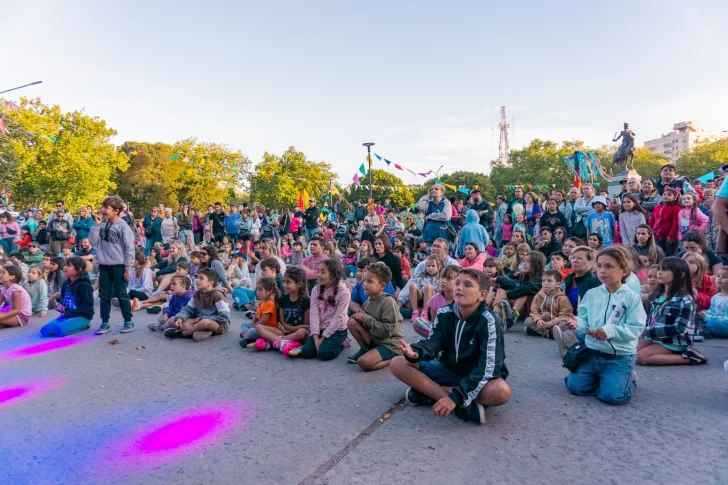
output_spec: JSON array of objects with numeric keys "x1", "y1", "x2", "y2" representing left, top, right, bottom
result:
[{"x1": 564, "y1": 246, "x2": 646, "y2": 405}]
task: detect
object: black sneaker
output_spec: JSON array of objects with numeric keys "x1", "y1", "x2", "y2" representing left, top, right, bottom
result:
[
  {"x1": 146, "y1": 305, "x2": 163, "y2": 314},
  {"x1": 405, "y1": 387, "x2": 435, "y2": 406},
  {"x1": 682, "y1": 348, "x2": 709, "y2": 365},
  {"x1": 164, "y1": 328, "x2": 184, "y2": 339},
  {"x1": 453, "y1": 403, "x2": 486, "y2": 424},
  {"x1": 346, "y1": 348, "x2": 368, "y2": 364},
  {"x1": 239, "y1": 338, "x2": 254, "y2": 348},
  {"x1": 696, "y1": 329, "x2": 713, "y2": 340}
]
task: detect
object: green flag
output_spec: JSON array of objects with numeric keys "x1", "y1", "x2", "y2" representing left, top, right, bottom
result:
[{"x1": 359, "y1": 163, "x2": 366, "y2": 176}]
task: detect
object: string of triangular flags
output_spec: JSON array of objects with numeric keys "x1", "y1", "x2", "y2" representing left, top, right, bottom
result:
[
  {"x1": 502, "y1": 182, "x2": 601, "y2": 190},
  {"x1": 372, "y1": 153, "x2": 435, "y2": 178}
]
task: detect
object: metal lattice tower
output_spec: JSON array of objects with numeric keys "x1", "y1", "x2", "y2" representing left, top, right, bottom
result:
[{"x1": 498, "y1": 105, "x2": 510, "y2": 164}]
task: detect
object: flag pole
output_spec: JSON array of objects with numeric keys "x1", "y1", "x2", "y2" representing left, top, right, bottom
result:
[{"x1": 0, "y1": 81, "x2": 43, "y2": 96}]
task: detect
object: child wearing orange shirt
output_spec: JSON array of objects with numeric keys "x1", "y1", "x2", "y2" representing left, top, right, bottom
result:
[{"x1": 240, "y1": 277, "x2": 280, "y2": 349}]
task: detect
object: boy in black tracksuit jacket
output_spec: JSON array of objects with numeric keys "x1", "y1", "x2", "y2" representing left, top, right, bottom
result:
[{"x1": 391, "y1": 269, "x2": 510, "y2": 424}]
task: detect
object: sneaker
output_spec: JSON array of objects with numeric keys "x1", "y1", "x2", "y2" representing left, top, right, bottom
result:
[
  {"x1": 254, "y1": 338, "x2": 270, "y2": 351},
  {"x1": 244, "y1": 310, "x2": 255, "y2": 319},
  {"x1": 552, "y1": 325, "x2": 578, "y2": 358},
  {"x1": 697, "y1": 329, "x2": 713, "y2": 339},
  {"x1": 693, "y1": 334, "x2": 705, "y2": 342},
  {"x1": 287, "y1": 345, "x2": 303, "y2": 357},
  {"x1": 405, "y1": 387, "x2": 434, "y2": 406},
  {"x1": 453, "y1": 403, "x2": 486, "y2": 424},
  {"x1": 411, "y1": 310, "x2": 420, "y2": 320},
  {"x1": 95, "y1": 323, "x2": 111, "y2": 335},
  {"x1": 164, "y1": 328, "x2": 184, "y2": 339},
  {"x1": 347, "y1": 348, "x2": 368, "y2": 364},
  {"x1": 120, "y1": 321, "x2": 134, "y2": 333},
  {"x1": 193, "y1": 330, "x2": 213, "y2": 342},
  {"x1": 132, "y1": 298, "x2": 144, "y2": 311},
  {"x1": 239, "y1": 338, "x2": 254, "y2": 348},
  {"x1": 111, "y1": 297, "x2": 120, "y2": 308},
  {"x1": 147, "y1": 322, "x2": 163, "y2": 332},
  {"x1": 682, "y1": 348, "x2": 709, "y2": 365},
  {"x1": 272, "y1": 340, "x2": 282, "y2": 350},
  {"x1": 281, "y1": 341, "x2": 303, "y2": 356},
  {"x1": 146, "y1": 305, "x2": 163, "y2": 314},
  {"x1": 246, "y1": 342, "x2": 257, "y2": 349},
  {"x1": 498, "y1": 300, "x2": 516, "y2": 330}
]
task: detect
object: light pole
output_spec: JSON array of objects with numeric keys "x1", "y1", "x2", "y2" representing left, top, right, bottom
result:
[{"x1": 362, "y1": 142, "x2": 375, "y2": 200}]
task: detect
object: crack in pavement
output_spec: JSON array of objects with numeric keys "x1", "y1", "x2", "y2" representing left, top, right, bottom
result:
[{"x1": 299, "y1": 398, "x2": 407, "y2": 485}]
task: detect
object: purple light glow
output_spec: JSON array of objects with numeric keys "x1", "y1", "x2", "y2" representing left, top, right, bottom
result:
[
  {"x1": 0, "y1": 335, "x2": 95, "y2": 361},
  {"x1": 111, "y1": 403, "x2": 247, "y2": 468},
  {"x1": 0, "y1": 378, "x2": 65, "y2": 409}
]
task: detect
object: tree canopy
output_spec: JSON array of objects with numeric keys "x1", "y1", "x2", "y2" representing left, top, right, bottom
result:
[
  {"x1": 676, "y1": 138, "x2": 728, "y2": 179},
  {"x1": 344, "y1": 169, "x2": 414, "y2": 209},
  {"x1": 248, "y1": 146, "x2": 336, "y2": 209},
  {"x1": 0, "y1": 97, "x2": 129, "y2": 209}
]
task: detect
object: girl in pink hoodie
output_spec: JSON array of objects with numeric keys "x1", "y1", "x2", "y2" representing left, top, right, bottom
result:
[{"x1": 678, "y1": 193, "x2": 708, "y2": 241}]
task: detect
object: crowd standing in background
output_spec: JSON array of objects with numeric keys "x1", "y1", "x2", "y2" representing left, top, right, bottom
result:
[{"x1": 1, "y1": 162, "x2": 728, "y2": 425}]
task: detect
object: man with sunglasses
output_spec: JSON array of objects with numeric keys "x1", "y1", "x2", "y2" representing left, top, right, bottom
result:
[
  {"x1": 55, "y1": 199, "x2": 75, "y2": 227},
  {"x1": 142, "y1": 207, "x2": 163, "y2": 256}
]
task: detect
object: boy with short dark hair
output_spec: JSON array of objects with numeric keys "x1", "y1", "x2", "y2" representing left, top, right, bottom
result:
[
  {"x1": 88, "y1": 195, "x2": 136, "y2": 334},
  {"x1": 390, "y1": 268, "x2": 510, "y2": 424},
  {"x1": 23, "y1": 243, "x2": 44, "y2": 264},
  {"x1": 61, "y1": 243, "x2": 73, "y2": 260},
  {"x1": 392, "y1": 245, "x2": 411, "y2": 282},
  {"x1": 164, "y1": 267, "x2": 230, "y2": 341},
  {"x1": 290, "y1": 241, "x2": 305, "y2": 266},
  {"x1": 9, "y1": 251, "x2": 29, "y2": 280},
  {"x1": 349, "y1": 258, "x2": 395, "y2": 313},
  {"x1": 347, "y1": 263, "x2": 403, "y2": 370},
  {"x1": 524, "y1": 269, "x2": 572, "y2": 338},
  {"x1": 549, "y1": 251, "x2": 572, "y2": 280}
]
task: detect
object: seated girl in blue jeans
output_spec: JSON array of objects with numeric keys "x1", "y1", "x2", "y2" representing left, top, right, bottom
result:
[
  {"x1": 40, "y1": 257, "x2": 94, "y2": 337},
  {"x1": 564, "y1": 246, "x2": 645, "y2": 405}
]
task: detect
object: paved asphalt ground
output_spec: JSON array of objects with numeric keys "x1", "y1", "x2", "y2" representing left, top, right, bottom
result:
[{"x1": 1, "y1": 301, "x2": 727, "y2": 485}]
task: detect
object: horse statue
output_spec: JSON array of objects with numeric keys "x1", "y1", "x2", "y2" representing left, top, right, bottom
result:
[{"x1": 611, "y1": 122, "x2": 636, "y2": 173}]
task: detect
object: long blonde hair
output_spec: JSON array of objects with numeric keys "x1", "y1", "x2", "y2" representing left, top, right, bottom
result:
[{"x1": 167, "y1": 240, "x2": 189, "y2": 265}]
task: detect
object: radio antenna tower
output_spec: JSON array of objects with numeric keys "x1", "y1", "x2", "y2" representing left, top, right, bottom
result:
[{"x1": 498, "y1": 105, "x2": 510, "y2": 164}]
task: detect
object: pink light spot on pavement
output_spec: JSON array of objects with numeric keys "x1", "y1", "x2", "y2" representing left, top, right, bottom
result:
[
  {"x1": 0, "y1": 378, "x2": 65, "y2": 409},
  {"x1": 0, "y1": 335, "x2": 95, "y2": 361},
  {"x1": 110, "y1": 403, "x2": 249, "y2": 469}
]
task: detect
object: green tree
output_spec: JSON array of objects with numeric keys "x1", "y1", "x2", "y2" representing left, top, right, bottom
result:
[
  {"x1": 345, "y1": 169, "x2": 414, "y2": 209},
  {"x1": 592, "y1": 145, "x2": 668, "y2": 179},
  {"x1": 676, "y1": 139, "x2": 728, "y2": 179},
  {"x1": 174, "y1": 138, "x2": 251, "y2": 211},
  {"x1": 248, "y1": 146, "x2": 336, "y2": 208},
  {"x1": 0, "y1": 97, "x2": 129, "y2": 210},
  {"x1": 114, "y1": 141, "x2": 184, "y2": 215}
]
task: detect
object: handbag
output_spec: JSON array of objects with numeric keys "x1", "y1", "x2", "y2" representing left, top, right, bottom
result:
[
  {"x1": 571, "y1": 218, "x2": 586, "y2": 239},
  {"x1": 562, "y1": 340, "x2": 589, "y2": 372}
]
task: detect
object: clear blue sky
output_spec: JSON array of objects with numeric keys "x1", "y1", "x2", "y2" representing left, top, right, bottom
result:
[{"x1": 6, "y1": 1, "x2": 728, "y2": 185}]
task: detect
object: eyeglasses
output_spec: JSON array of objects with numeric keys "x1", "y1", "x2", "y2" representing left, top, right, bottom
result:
[{"x1": 56, "y1": 204, "x2": 63, "y2": 208}]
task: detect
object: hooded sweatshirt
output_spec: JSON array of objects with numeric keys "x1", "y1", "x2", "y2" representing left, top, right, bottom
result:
[
  {"x1": 360, "y1": 293, "x2": 404, "y2": 354},
  {"x1": 175, "y1": 288, "x2": 230, "y2": 326},
  {"x1": 407, "y1": 302, "x2": 508, "y2": 407},
  {"x1": 456, "y1": 210, "x2": 490, "y2": 256},
  {"x1": 649, "y1": 202, "x2": 680, "y2": 241},
  {"x1": 529, "y1": 287, "x2": 573, "y2": 326},
  {"x1": 59, "y1": 273, "x2": 94, "y2": 320},
  {"x1": 24, "y1": 278, "x2": 49, "y2": 314},
  {"x1": 88, "y1": 219, "x2": 135, "y2": 271},
  {"x1": 574, "y1": 284, "x2": 645, "y2": 355}
]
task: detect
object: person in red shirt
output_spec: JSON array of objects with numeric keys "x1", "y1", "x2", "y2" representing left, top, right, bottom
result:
[
  {"x1": 393, "y1": 245, "x2": 411, "y2": 282},
  {"x1": 649, "y1": 188, "x2": 681, "y2": 256}
]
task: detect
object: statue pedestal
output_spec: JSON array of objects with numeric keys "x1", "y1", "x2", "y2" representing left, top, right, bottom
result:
[{"x1": 606, "y1": 169, "x2": 640, "y2": 198}]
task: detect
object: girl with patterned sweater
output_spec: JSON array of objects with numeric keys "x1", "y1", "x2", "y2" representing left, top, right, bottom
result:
[{"x1": 636, "y1": 257, "x2": 708, "y2": 365}]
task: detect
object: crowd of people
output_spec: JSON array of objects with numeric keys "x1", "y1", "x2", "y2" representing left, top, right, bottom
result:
[{"x1": 1, "y1": 161, "x2": 727, "y2": 425}]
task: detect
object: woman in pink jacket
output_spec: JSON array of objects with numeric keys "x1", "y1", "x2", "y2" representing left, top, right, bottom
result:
[{"x1": 459, "y1": 242, "x2": 488, "y2": 269}]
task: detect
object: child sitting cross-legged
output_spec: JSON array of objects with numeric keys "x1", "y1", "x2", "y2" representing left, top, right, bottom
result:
[
  {"x1": 348, "y1": 257, "x2": 395, "y2": 314},
  {"x1": 346, "y1": 263, "x2": 404, "y2": 370},
  {"x1": 40, "y1": 257, "x2": 94, "y2": 337},
  {"x1": 24, "y1": 264, "x2": 48, "y2": 317},
  {"x1": 147, "y1": 275, "x2": 194, "y2": 332},
  {"x1": 253, "y1": 267, "x2": 310, "y2": 355},
  {"x1": 163, "y1": 267, "x2": 230, "y2": 342},
  {"x1": 240, "y1": 277, "x2": 280, "y2": 349},
  {"x1": 523, "y1": 269, "x2": 573, "y2": 339},
  {"x1": 140, "y1": 262, "x2": 191, "y2": 314},
  {"x1": 0, "y1": 263, "x2": 33, "y2": 328},
  {"x1": 390, "y1": 268, "x2": 511, "y2": 424}
]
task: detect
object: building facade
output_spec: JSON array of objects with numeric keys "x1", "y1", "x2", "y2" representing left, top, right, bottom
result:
[{"x1": 644, "y1": 121, "x2": 728, "y2": 162}]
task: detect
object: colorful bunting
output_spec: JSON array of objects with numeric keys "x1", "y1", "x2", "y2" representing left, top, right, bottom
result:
[
  {"x1": 394, "y1": 164, "x2": 403, "y2": 170},
  {"x1": 353, "y1": 174, "x2": 360, "y2": 186},
  {"x1": 0, "y1": 118, "x2": 7, "y2": 137},
  {"x1": 358, "y1": 163, "x2": 366, "y2": 176}
]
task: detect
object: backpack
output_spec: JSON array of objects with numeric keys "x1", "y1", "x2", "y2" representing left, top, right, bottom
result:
[{"x1": 260, "y1": 224, "x2": 276, "y2": 241}]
